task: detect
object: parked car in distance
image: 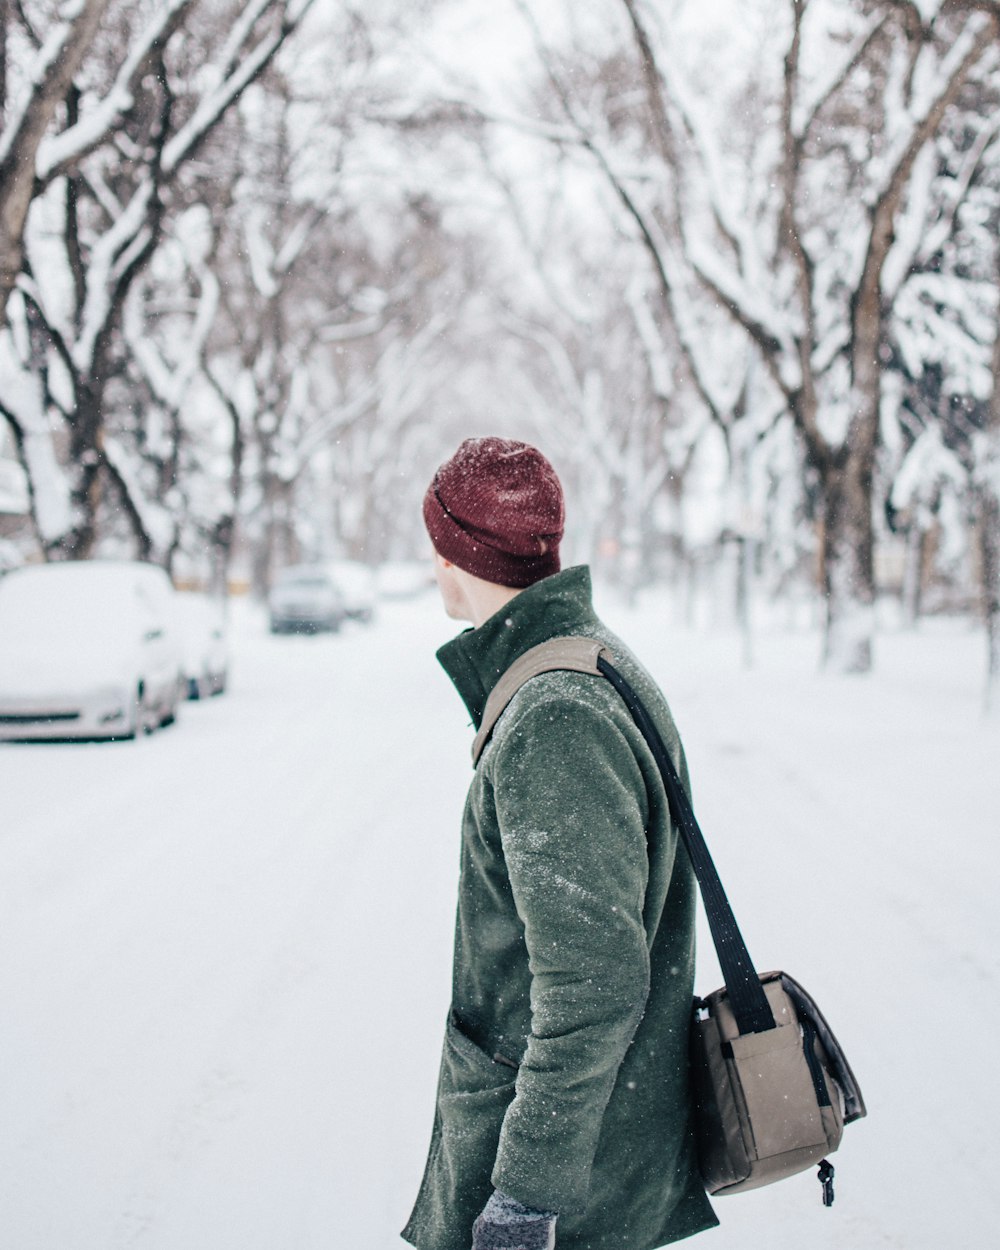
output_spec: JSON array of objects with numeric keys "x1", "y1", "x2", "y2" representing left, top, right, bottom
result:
[
  {"x1": 176, "y1": 594, "x2": 229, "y2": 699},
  {"x1": 268, "y1": 566, "x2": 346, "y2": 634},
  {"x1": 375, "y1": 560, "x2": 435, "y2": 600},
  {"x1": 326, "y1": 560, "x2": 376, "y2": 624},
  {"x1": 0, "y1": 560, "x2": 184, "y2": 741}
]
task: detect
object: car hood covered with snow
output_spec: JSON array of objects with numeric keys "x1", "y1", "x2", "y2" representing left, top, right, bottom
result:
[{"x1": 0, "y1": 628, "x2": 138, "y2": 698}]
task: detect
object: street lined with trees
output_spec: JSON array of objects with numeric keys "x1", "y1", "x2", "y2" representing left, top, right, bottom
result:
[{"x1": 1, "y1": 0, "x2": 998, "y2": 693}]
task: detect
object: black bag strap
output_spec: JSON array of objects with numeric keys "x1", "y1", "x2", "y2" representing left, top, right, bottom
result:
[
  {"x1": 475, "y1": 635, "x2": 775, "y2": 1036},
  {"x1": 594, "y1": 653, "x2": 775, "y2": 1035}
]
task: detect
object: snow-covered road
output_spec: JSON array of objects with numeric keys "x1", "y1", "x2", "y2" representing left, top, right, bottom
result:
[{"x1": 2, "y1": 591, "x2": 998, "y2": 1249}]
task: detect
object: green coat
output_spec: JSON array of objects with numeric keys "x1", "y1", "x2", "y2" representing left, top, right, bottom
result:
[{"x1": 403, "y1": 567, "x2": 717, "y2": 1250}]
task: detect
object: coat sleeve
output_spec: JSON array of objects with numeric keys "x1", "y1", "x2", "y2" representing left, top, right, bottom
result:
[{"x1": 488, "y1": 690, "x2": 653, "y2": 1214}]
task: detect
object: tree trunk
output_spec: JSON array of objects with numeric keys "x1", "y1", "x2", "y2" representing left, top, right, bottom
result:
[
  {"x1": 209, "y1": 514, "x2": 235, "y2": 599},
  {"x1": 57, "y1": 384, "x2": 105, "y2": 560},
  {"x1": 735, "y1": 533, "x2": 755, "y2": 669},
  {"x1": 901, "y1": 514, "x2": 929, "y2": 628},
  {"x1": 252, "y1": 474, "x2": 299, "y2": 597},
  {"x1": 0, "y1": 0, "x2": 111, "y2": 320},
  {"x1": 982, "y1": 312, "x2": 1000, "y2": 713},
  {"x1": 981, "y1": 487, "x2": 999, "y2": 713},
  {"x1": 819, "y1": 456, "x2": 876, "y2": 673}
]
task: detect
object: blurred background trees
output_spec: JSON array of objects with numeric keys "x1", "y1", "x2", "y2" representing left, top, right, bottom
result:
[{"x1": 1, "y1": 0, "x2": 998, "y2": 685}]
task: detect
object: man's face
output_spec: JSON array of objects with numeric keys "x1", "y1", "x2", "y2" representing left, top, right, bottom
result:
[{"x1": 432, "y1": 551, "x2": 472, "y2": 622}]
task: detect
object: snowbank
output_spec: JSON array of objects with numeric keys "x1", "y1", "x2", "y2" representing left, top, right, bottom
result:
[{"x1": 0, "y1": 589, "x2": 996, "y2": 1248}]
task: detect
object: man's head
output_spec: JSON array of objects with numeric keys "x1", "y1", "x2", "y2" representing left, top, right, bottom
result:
[
  {"x1": 423, "y1": 437, "x2": 566, "y2": 625},
  {"x1": 423, "y1": 437, "x2": 565, "y2": 584}
]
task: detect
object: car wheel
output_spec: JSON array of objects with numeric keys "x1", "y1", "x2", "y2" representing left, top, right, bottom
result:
[
  {"x1": 114, "y1": 690, "x2": 141, "y2": 741},
  {"x1": 137, "y1": 682, "x2": 156, "y2": 734}
]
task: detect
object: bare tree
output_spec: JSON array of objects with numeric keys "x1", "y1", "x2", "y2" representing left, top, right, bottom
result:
[
  {"x1": 0, "y1": 0, "x2": 317, "y2": 561},
  {"x1": 978, "y1": 277, "x2": 1000, "y2": 710},
  {"x1": 0, "y1": 0, "x2": 114, "y2": 318},
  {"x1": 599, "y1": 0, "x2": 999, "y2": 669}
]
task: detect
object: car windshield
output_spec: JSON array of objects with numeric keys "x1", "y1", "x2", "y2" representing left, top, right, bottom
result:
[{"x1": 0, "y1": 572, "x2": 146, "y2": 643}]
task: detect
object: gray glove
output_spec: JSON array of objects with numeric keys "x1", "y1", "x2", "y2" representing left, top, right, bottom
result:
[{"x1": 471, "y1": 1190, "x2": 557, "y2": 1250}]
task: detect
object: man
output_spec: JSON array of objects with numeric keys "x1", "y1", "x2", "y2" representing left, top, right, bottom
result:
[{"x1": 403, "y1": 438, "x2": 718, "y2": 1250}]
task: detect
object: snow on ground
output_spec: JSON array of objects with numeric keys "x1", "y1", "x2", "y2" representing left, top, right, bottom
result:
[{"x1": 1, "y1": 583, "x2": 998, "y2": 1249}]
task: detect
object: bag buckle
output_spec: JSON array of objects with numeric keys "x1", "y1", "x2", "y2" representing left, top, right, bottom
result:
[{"x1": 818, "y1": 1158, "x2": 835, "y2": 1207}]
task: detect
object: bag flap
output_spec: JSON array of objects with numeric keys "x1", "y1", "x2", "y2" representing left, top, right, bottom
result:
[{"x1": 780, "y1": 972, "x2": 867, "y2": 1122}]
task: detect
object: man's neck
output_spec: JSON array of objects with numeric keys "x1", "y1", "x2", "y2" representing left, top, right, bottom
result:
[{"x1": 466, "y1": 580, "x2": 521, "y2": 628}]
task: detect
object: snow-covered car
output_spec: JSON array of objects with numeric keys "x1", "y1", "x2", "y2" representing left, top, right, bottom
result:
[
  {"x1": 375, "y1": 560, "x2": 435, "y2": 600},
  {"x1": 268, "y1": 566, "x2": 346, "y2": 634},
  {"x1": 326, "y1": 560, "x2": 376, "y2": 624},
  {"x1": 176, "y1": 594, "x2": 229, "y2": 699},
  {"x1": 0, "y1": 560, "x2": 184, "y2": 741}
]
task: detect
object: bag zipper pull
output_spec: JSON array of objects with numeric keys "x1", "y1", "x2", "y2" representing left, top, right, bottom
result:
[{"x1": 818, "y1": 1159, "x2": 835, "y2": 1207}]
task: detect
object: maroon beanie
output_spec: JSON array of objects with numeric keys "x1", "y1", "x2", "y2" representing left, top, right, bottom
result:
[{"x1": 423, "y1": 437, "x2": 565, "y2": 588}]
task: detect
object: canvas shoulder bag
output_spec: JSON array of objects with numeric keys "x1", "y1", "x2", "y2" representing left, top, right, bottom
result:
[{"x1": 474, "y1": 637, "x2": 867, "y2": 1207}]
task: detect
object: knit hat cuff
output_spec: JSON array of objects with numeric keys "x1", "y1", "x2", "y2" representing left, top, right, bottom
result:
[{"x1": 423, "y1": 486, "x2": 561, "y2": 589}]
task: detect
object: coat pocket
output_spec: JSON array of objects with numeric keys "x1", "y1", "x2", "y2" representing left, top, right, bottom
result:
[
  {"x1": 405, "y1": 1012, "x2": 519, "y2": 1250},
  {"x1": 441, "y1": 1010, "x2": 519, "y2": 1098},
  {"x1": 439, "y1": 1012, "x2": 518, "y2": 1199}
]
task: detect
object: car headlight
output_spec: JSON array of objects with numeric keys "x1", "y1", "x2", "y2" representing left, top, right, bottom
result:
[{"x1": 94, "y1": 686, "x2": 131, "y2": 723}]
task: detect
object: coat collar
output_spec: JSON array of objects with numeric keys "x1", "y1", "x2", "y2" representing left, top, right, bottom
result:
[{"x1": 436, "y1": 565, "x2": 600, "y2": 728}]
